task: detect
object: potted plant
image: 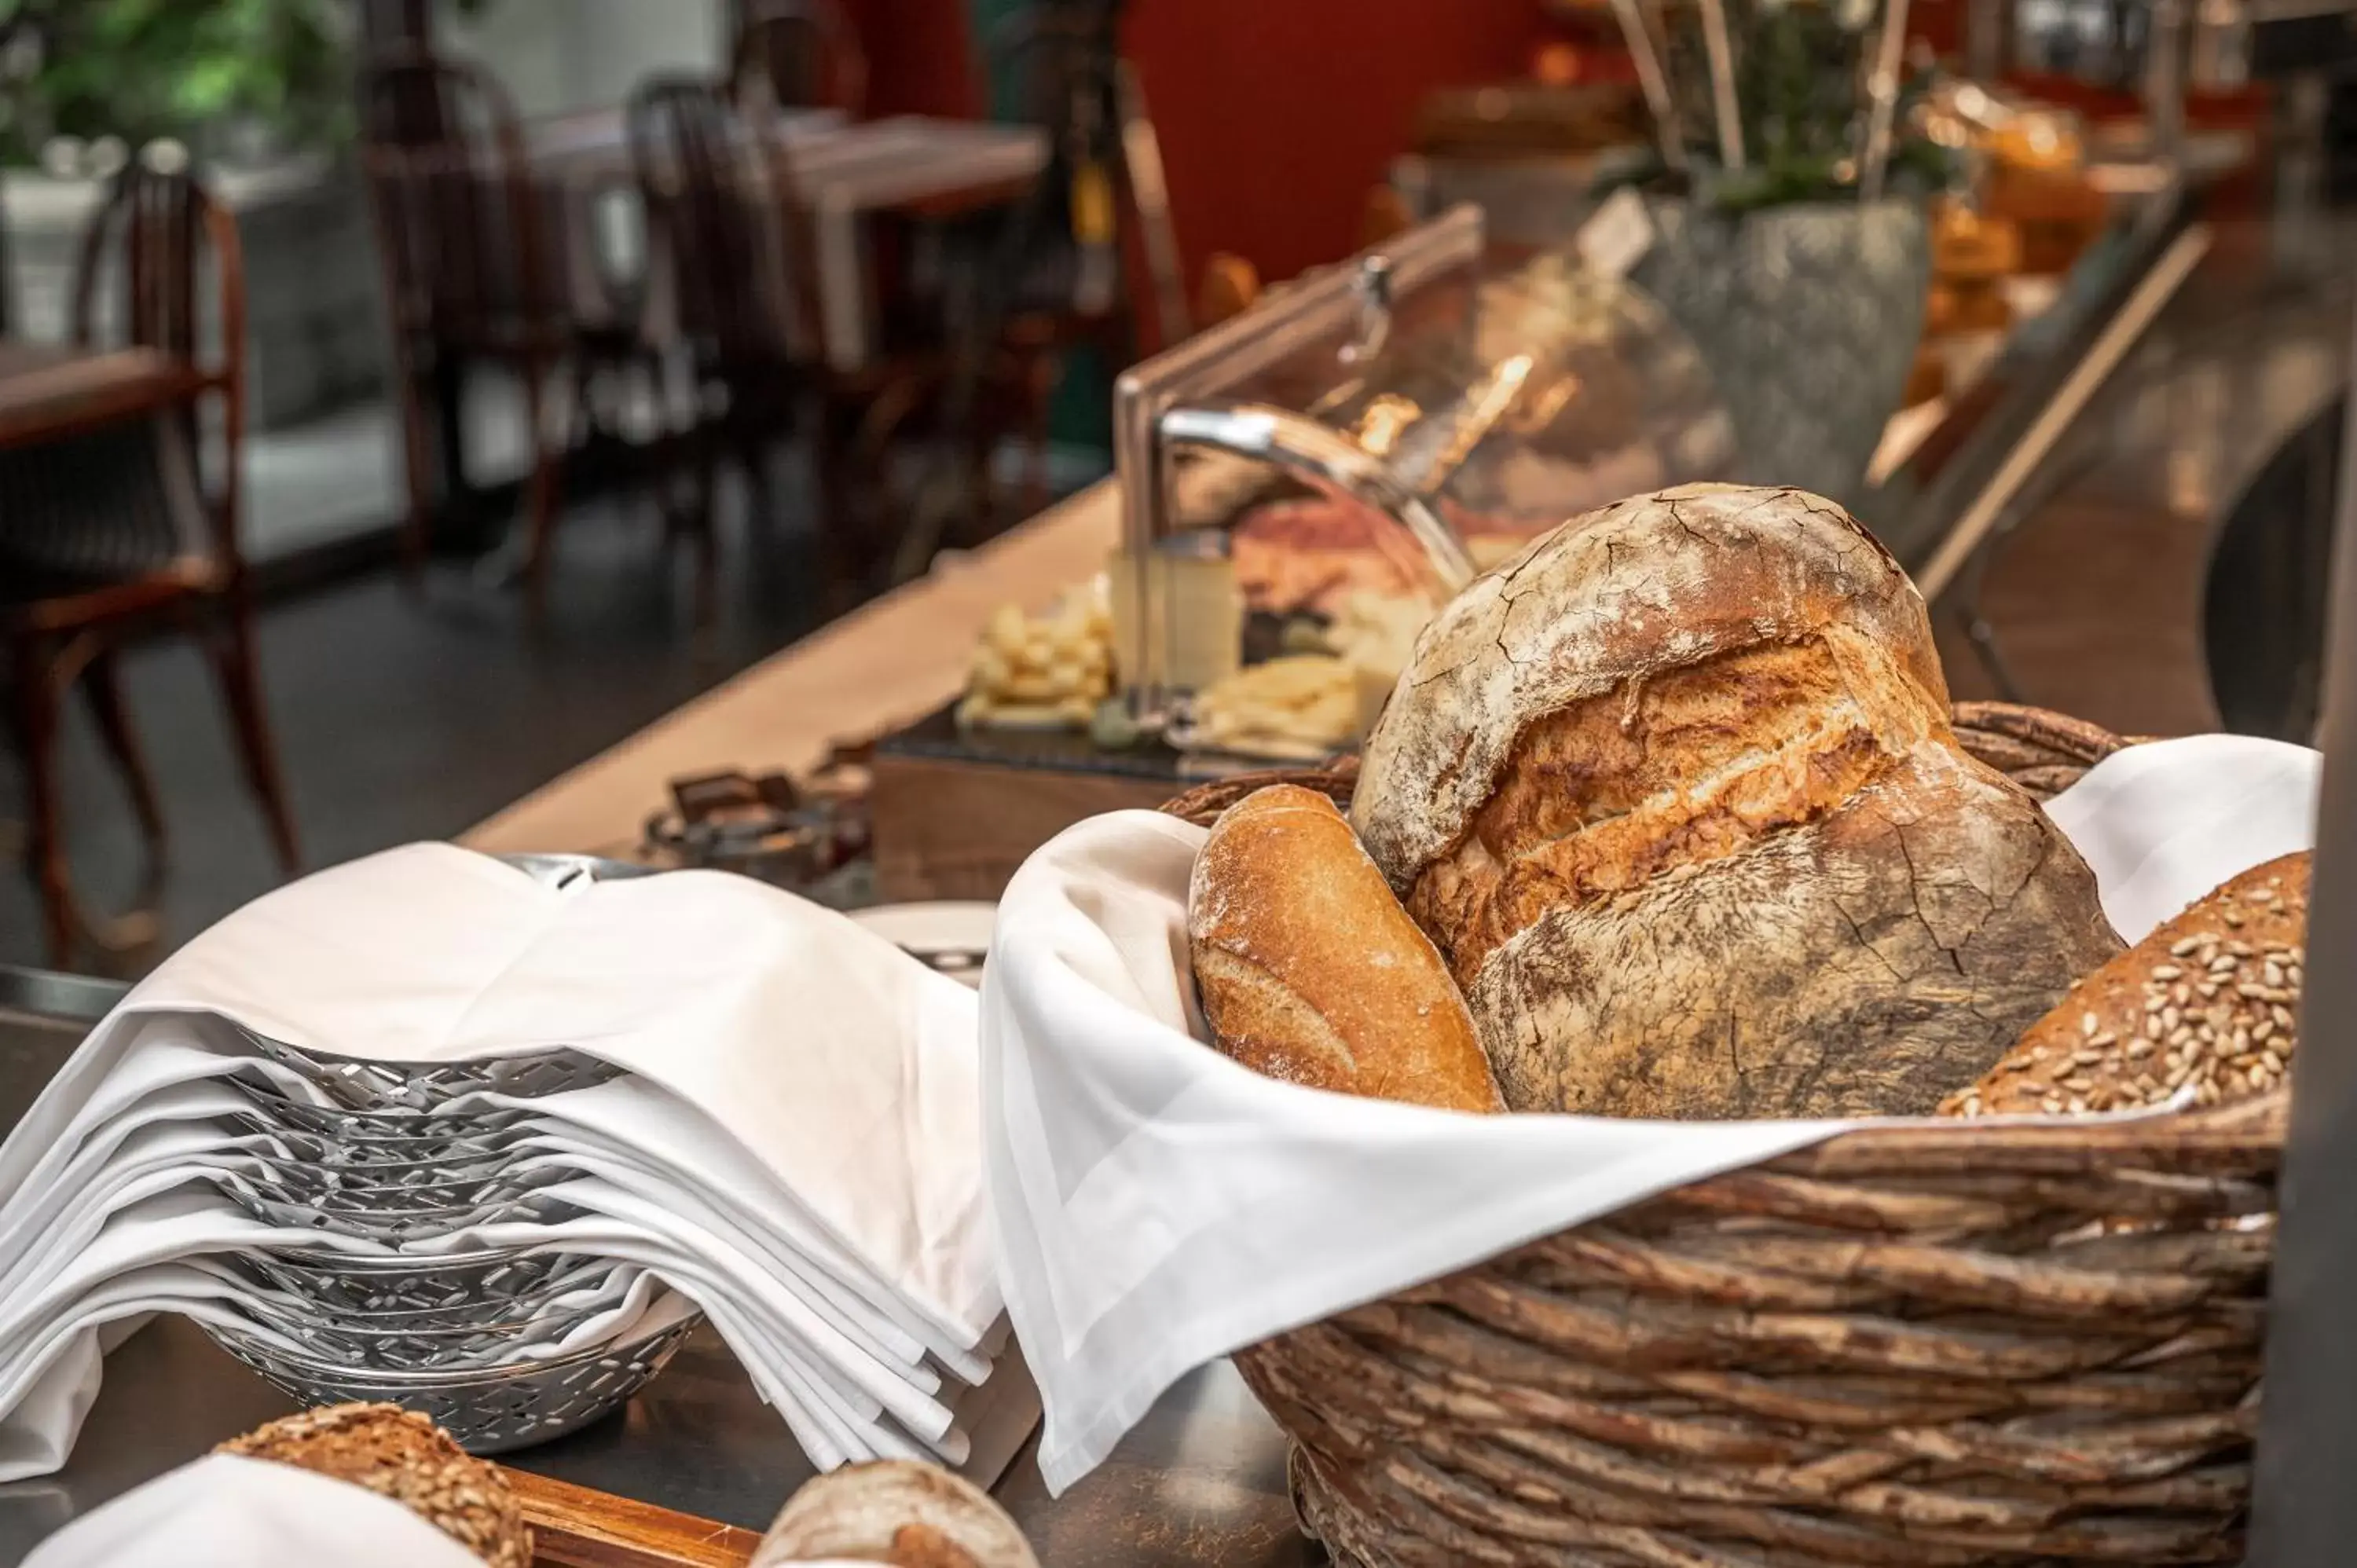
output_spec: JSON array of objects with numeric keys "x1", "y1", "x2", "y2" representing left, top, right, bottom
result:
[
  {"x1": 0, "y1": 0, "x2": 357, "y2": 173},
  {"x1": 1607, "y1": 0, "x2": 1954, "y2": 504},
  {"x1": 0, "y1": 0, "x2": 410, "y2": 423}
]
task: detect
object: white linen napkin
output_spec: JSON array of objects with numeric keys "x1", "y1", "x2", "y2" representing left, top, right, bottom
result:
[
  {"x1": 60, "y1": 845, "x2": 997, "y2": 1339},
  {"x1": 20, "y1": 1454, "x2": 482, "y2": 1568},
  {"x1": 496, "y1": 1076, "x2": 991, "y2": 1374},
  {"x1": 2043, "y1": 734, "x2": 2322, "y2": 943},
  {"x1": 984, "y1": 735, "x2": 2323, "y2": 1493},
  {"x1": 0, "y1": 1074, "x2": 983, "y2": 1475}
]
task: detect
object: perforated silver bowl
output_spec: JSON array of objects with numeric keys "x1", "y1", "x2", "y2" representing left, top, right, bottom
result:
[
  {"x1": 223, "y1": 1249, "x2": 646, "y2": 1371},
  {"x1": 203, "y1": 1304, "x2": 701, "y2": 1453},
  {"x1": 210, "y1": 855, "x2": 655, "y2": 1240},
  {"x1": 203, "y1": 854, "x2": 694, "y2": 1446},
  {"x1": 231, "y1": 1244, "x2": 601, "y2": 1316},
  {"x1": 219, "y1": 1178, "x2": 582, "y2": 1244}
]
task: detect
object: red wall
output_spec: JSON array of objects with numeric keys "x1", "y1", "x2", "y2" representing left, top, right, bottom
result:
[
  {"x1": 848, "y1": 0, "x2": 1574, "y2": 288},
  {"x1": 1124, "y1": 1, "x2": 1547, "y2": 286}
]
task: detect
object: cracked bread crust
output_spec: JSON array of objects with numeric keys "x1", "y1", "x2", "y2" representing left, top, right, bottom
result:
[
  {"x1": 1473, "y1": 742, "x2": 2123, "y2": 1117},
  {"x1": 1352, "y1": 483, "x2": 2121, "y2": 1118},
  {"x1": 1407, "y1": 629, "x2": 1948, "y2": 984},
  {"x1": 1354, "y1": 483, "x2": 1948, "y2": 892}
]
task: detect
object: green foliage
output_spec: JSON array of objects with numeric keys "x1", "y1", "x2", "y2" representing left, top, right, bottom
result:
[
  {"x1": 1649, "y1": 0, "x2": 1956, "y2": 211},
  {"x1": 0, "y1": 0, "x2": 363, "y2": 167}
]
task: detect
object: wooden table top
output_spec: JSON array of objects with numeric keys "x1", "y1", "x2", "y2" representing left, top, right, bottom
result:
[
  {"x1": 463, "y1": 479, "x2": 1123, "y2": 859},
  {"x1": 527, "y1": 110, "x2": 1048, "y2": 218},
  {"x1": 0, "y1": 341, "x2": 206, "y2": 452}
]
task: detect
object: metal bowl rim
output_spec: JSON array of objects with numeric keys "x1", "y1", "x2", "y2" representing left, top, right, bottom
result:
[{"x1": 204, "y1": 1305, "x2": 702, "y2": 1387}]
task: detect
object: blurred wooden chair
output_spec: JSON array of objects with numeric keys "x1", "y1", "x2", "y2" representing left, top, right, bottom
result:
[
  {"x1": 870, "y1": 1, "x2": 1180, "y2": 580},
  {"x1": 630, "y1": 75, "x2": 1052, "y2": 614},
  {"x1": 728, "y1": 0, "x2": 869, "y2": 117},
  {"x1": 0, "y1": 179, "x2": 13, "y2": 335},
  {"x1": 627, "y1": 74, "x2": 813, "y2": 625},
  {"x1": 0, "y1": 164, "x2": 299, "y2": 965},
  {"x1": 357, "y1": 46, "x2": 574, "y2": 611}
]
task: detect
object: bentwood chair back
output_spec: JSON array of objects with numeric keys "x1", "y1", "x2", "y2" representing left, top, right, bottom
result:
[
  {"x1": 627, "y1": 76, "x2": 807, "y2": 371},
  {"x1": 45, "y1": 163, "x2": 244, "y2": 584},
  {"x1": 1, "y1": 163, "x2": 299, "y2": 965},
  {"x1": 357, "y1": 46, "x2": 569, "y2": 599},
  {"x1": 627, "y1": 73, "x2": 825, "y2": 625},
  {"x1": 358, "y1": 47, "x2": 560, "y2": 357}
]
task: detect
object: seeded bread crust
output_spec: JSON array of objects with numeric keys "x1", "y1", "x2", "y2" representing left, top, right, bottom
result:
[
  {"x1": 217, "y1": 1403, "x2": 530, "y2": 1568},
  {"x1": 1942, "y1": 852, "x2": 2308, "y2": 1117}
]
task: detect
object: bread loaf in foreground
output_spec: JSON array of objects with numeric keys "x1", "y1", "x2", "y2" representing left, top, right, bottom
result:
[
  {"x1": 1945, "y1": 852, "x2": 2308, "y2": 1116},
  {"x1": 217, "y1": 1403, "x2": 530, "y2": 1568},
  {"x1": 1188, "y1": 784, "x2": 1504, "y2": 1112},
  {"x1": 1352, "y1": 483, "x2": 2123, "y2": 1119},
  {"x1": 753, "y1": 1460, "x2": 1037, "y2": 1568}
]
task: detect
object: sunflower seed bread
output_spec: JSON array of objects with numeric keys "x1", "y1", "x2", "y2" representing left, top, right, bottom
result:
[
  {"x1": 1941, "y1": 852, "x2": 2308, "y2": 1117},
  {"x1": 216, "y1": 1402, "x2": 530, "y2": 1568}
]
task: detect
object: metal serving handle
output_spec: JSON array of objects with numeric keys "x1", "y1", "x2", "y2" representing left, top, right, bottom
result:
[
  {"x1": 1112, "y1": 204, "x2": 1489, "y2": 720},
  {"x1": 1156, "y1": 400, "x2": 1478, "y2": 592}
]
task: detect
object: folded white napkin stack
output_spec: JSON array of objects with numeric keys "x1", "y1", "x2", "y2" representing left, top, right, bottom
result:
[
  {"x1": 982, "y1": 736, "x2": 2324, "y2": 1493},
  {"x1": 0, "y1": 844, "x2": 1021, "y2": 1482}
]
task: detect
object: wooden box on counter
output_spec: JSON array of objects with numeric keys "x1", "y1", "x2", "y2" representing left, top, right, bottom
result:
[{"x1": 869, "y1": 709, "x2": 1212, "y2": 902}]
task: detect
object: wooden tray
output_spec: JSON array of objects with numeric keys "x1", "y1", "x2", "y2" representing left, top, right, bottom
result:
[{"x1": 510, "y1": 1468, "x2": 760, "y2": 1568}]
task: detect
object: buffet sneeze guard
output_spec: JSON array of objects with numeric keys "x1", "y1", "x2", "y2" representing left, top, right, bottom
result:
[{"x1": 1110, "y1": 203, "x2": 1487, "y2": 724}]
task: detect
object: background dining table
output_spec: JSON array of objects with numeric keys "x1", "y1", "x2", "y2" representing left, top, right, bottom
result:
[{"x1": 525, "y1": 106, "x2": 1051, "y2": 374}]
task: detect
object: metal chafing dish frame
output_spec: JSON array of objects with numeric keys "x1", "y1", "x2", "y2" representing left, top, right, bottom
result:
[{"x1": 1110, "y1": 203, "x2": 1487, "y2": 722}]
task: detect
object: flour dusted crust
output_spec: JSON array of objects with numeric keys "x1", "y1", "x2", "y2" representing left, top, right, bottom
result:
[
  {"x1": 1352, "y1": 483, "x2": 2121, "y2": 1119},
  {"x1": 1355, "y1": 483, "x2": 1945, "y2": 888},
  {"x1": 1472, "y1": 742, "x2": 2121, "y2": 1117}
]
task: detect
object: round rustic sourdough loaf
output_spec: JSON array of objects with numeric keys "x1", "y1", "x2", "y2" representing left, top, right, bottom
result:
[{"x1": 1353, "y1": 482, "x2": 2123, "y2": 1119}]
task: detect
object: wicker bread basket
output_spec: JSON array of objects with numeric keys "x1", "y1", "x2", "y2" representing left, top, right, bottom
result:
[{"x1": 1161, "y1": 703, "x2": 2280, "y2": 1568}]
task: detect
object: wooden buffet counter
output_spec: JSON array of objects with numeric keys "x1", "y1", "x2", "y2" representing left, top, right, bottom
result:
[{"x1": 463, "y1": 482, "x2": 1123, "y2": 861}]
